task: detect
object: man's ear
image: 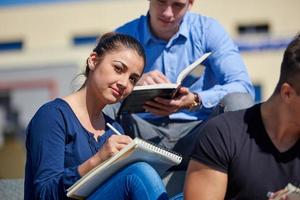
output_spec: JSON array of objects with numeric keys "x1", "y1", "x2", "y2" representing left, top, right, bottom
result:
[
  {"x1": 280, "y1": 83, "x2": 296, "y2": 103},
  {"x1": 188, "y1": 0, "x2": 195, "y2": 10},
  {"x1": 87, "y1": 52, "x2": 98, "y2": 71}
]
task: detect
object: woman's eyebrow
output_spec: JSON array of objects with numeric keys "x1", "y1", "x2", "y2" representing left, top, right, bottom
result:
[
  {"x1": 113, "y1": 60, "x2": 141, "y2": 77},
  {"x1": 113, "y1": 60, "x2": 128, "y2": 68}
]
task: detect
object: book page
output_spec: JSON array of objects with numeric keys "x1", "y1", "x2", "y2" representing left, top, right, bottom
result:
[
  {"x1": 176, "y1": 52, "x2": 211, "y2": 85},
  {"x1": 133, "y1": 82, "x2": 178, "y2": 91}
]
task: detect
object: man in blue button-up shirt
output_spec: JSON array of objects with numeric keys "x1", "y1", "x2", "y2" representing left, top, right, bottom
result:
[{"x1": 104, "y1": 0, "x2": 255, "y2": 169}]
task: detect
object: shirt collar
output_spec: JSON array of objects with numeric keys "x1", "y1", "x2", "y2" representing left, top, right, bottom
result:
[
  {"x1": 177, "y1": 12, "x2": 189, "y2": 39},
  {"x1": 142, "y1": 12, "x2": 190, "y2": 45},
  {"x1": 142, "y1": 13, "x2": 154, "y2": 45}
]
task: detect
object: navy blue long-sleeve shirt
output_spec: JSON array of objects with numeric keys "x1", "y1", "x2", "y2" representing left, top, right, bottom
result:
[{"x1": 24, "y1": 98, "x2": 123, "y2": 200}]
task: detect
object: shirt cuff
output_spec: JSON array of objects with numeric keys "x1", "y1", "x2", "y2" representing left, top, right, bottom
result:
[{"x1": 198, "y1": 90, "x2": 224, "y2": 108}]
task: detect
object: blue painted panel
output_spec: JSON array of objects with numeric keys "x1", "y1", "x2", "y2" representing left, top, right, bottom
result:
[
  {"x1": 0, "y1": 41, "x2": 23, "y2": 52},
  {"x1": 0, "y1": 0, "x2": 86, "y2": 7},
  {"x1": 253, "y1": 84, "x2": 262, "y2": 103},
  {"x1": 236, "y1": 38, "x2": 292, "y2": 52},
  {"x1": 73, "y1": 35, "x2": 98, "y2": 46}
]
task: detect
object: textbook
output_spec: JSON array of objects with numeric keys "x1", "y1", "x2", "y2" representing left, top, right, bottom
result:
[
  {"x1": 273, "y1": 183, "x2": 300, "y2": 200},
  {"x1": 66, "y1": 137, "x2": 182, "y2": 199},
  {"x1": 119, "y1": 52, "x2": 212, "y2": 113}
]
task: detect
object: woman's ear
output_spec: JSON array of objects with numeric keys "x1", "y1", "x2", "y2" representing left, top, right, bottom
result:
[{"x1": 87, "y1": 52, "x2": 98, "y2": 71}]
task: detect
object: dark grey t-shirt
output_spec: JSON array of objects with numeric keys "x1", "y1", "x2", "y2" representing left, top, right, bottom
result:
[{"x1": 192, "y1": 104, "x2": 300, "y2": 200}]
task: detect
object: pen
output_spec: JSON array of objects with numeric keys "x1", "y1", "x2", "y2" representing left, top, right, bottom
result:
[{"x1": 106, "y1": 122, "x2": 122, "y2": 135}]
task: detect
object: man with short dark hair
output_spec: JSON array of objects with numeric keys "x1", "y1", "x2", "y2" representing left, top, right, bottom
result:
[{"x1": 184, "y1": 34, "x2": 300, "y2": 200}]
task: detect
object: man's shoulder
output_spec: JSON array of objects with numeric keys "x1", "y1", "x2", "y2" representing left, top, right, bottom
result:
[
  {"x1": 185, "y1": 12, "x2": 219, "y2": 26},
  {"x1": 183, "y1": 12, "x2": 225, "y2": 39},
  {"x1": 209, "y1": 108, "x2": 247, "y2": 127},
  {"x1": 116, "y1": 15, "x2": 147, "y2": 35},
  {"x1": 200, "y1": 106, "x2": 257, "y2": 139}
]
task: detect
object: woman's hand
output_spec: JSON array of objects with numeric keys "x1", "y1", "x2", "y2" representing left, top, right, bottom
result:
[
  {"x1": 78, "y1": 134, "x2": 132, "y2": 176},
  {"x1": 96, "y1": 134, "x2": 132, "y2": 162}
]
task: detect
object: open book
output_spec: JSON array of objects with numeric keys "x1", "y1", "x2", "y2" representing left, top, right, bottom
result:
[
  {"x1": 119, "y1": 52, "x2": 212, "y2": 113},
  {"x1": 66, "y1": 137, "x2": 182, "y2": 199},
  {"x1": 273, "y1": 183, "x2": 300, "y2": 200}
]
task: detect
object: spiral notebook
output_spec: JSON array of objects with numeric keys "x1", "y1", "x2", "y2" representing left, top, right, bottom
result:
[{"x1": 67, "y1": 137, "x2": 182, "y2": 199}]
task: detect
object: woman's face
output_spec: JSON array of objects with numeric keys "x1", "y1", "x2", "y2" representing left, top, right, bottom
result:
[{"x1": 88, "y1": 47, "x2": 144, "y2": 105}]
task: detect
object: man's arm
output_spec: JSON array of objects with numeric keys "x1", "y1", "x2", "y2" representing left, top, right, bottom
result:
[
  {"x1": 197, "y1": 19, "x2": 254, "y2": 109},
  {"x1": 184, "y1": 160, "x2": 228, "y2": 200}
]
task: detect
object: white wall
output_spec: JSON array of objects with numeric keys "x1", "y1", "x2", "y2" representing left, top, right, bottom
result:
[
  {"x1": 193, "y1": 0, "x2": 300, "y2": 37},
  {"x1": 0, "y1": 0, "x2": 299, "y2": 100},
  {"x1": 0, "y1": 0, "x2": 299, "y2": 178}
]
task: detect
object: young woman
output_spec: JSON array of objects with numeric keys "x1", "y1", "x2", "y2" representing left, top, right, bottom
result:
[{"x1": 24, "y1": 33, "x2": 169, "y2": 200}]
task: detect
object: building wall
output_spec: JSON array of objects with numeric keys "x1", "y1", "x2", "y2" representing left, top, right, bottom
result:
[
  {"x1": 0, "y1": 0, "x2": 299, "y2": 178},
  {"x1": 0, "y1": 0, "x2": 299, "y2": 98}
]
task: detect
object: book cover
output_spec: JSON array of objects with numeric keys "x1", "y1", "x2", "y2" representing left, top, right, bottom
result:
[
  {"x1": 66, "y1": 138, "x2": 182, "y2": 199},
  {"x1": 119, "y1": 52, "x2": 211, "y2": 113}
]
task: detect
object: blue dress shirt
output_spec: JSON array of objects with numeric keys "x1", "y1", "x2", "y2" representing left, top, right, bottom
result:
[
  {"x1": 116, "y1": 12, "x2": 255, "y2": 120},
  {"x1": 24, "y1": 98, "x2": 123, "y2": 200}
]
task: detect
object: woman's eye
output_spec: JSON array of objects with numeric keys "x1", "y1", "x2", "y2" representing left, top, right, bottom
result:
[
  {"x1": 129, "y1": 77, "x2": 138, "y2": 85},
  {"x1": 114, "y1": 65, "x2": 123, "y2": 73}
]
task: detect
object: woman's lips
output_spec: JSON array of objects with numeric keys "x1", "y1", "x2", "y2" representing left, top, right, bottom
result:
[{"x1": 110, "y1": 87, "x2": 122, "y2": 97}]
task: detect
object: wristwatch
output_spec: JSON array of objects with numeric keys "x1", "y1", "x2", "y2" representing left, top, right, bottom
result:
[{"x1": 188, "y1": 92, "x2": 201, "y2": 111}]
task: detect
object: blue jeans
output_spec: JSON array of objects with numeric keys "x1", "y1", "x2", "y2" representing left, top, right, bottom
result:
[{"x1": 87, "y1": 162, "x2": 169, "y2": 200}]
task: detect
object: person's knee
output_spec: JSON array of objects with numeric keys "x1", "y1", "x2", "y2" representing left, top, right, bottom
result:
[
  {"x1": 126, "y1": 162, "x2": 164, "y2": 185},
  {"x1": 124, "y1": 162, "x2": 167, "y2": 198},
  {"x1": 221, "y1": 92, "x2": 254, "y2": 112},
  {"x1": 128, "y1": 162, "x2": 157, "y2": 177}
]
